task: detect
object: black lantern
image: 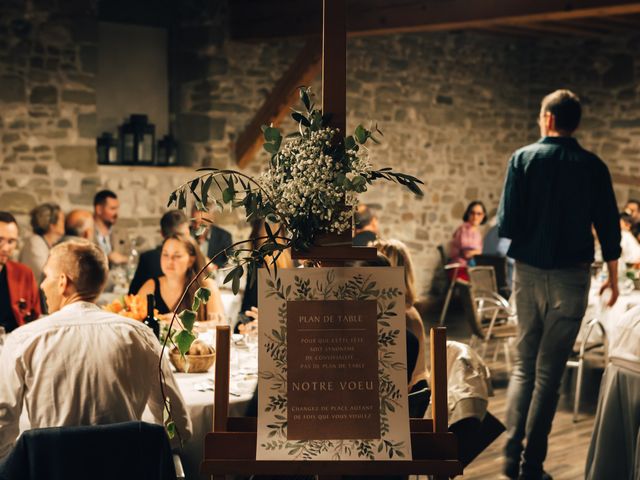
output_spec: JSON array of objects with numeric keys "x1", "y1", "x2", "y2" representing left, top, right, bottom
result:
[
  {"x1": 157, "y1": 134, "x2": 178, "y2": 166},
  {"x1": 96, "y1": 132, "x2": 118, "y2": 165},
  {"x1": 119, "y1": 114, "x2": 155, "y2": 165}
]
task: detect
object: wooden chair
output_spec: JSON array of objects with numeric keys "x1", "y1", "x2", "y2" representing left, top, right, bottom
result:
[
  {"x1": 201, "y1": 326, "x2": 463, "y2": 479},
  {"x1": 566, "y1": 318, "x2": 608, "y2": 422},
  {"x1": 458, "y1": 274, "x2": 517, "y2": 371}
]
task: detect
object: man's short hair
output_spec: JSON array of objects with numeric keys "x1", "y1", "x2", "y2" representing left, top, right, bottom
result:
[
  {"x1": 93, "y1": 190, "x2": 117, "y2": 207},
  {"x1": 626, "y1": 199, "x2": 640, "y2": 209},
  {"x1": 355, "y1": 205, "x2": 375, "y2": 230},
  {"x1": 160, "y1": 210, "x2": 188, "y2": 237},
  {"x1": 0, "y1": 211, "x2": 17, "y2": 225},
  {"x1": 540, "y1": 89, "x2": 582, "y2": 133},
  {"x1": 49, "y1": 240, "x2": 108, "y2": 301},
  {"x1": 30, "y1": 203, "x2": 61, "y2": 236}
]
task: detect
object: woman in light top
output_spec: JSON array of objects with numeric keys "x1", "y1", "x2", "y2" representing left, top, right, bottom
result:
[
  {"x1": 448, "y1": 200, "x2": 487, "y2": 281},
  {"x1": 374, "y1": 238, "x2": 429, "y2": 391},
  {"x1": 20, "y1": 203, "x2": 65, "y2": 282},
  {"x1": 138, "y1": 234, "x2": 224, "y2": 320}
]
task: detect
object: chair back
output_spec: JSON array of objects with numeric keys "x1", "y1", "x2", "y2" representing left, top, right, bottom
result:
[
  {"x1": 474, "y1": 255, "x2": 508, "y2": 295},
  {"x1": 456, "y1": 280, "x2": 485, "y2": 339},
  {"x1": 0, "y1": 421, "x2": 176, "y2": 480},
  {"x1": 468, "y1": 266, "x2": 498, "y2": 297},
  {"x1": 437, "y1": 244, "x2": 448, "y2": 268}
]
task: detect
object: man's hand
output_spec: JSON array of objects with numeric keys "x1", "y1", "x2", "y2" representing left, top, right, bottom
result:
[{"x1": 599, "y1": 278, "x2": 619, "y2": 307}]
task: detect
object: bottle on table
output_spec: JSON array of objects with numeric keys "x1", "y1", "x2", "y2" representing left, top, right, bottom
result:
[{"x1": 144, "y1": 294, "x2": 160, "y2": 339}]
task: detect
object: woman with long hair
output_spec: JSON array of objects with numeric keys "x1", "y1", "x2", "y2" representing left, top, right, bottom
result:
[
  {"x1": 138, "y1": 234, "x2": 224, "y2": 320},
  {"x1": 374, "y1": 239, "x2": 429, "y2": 391}
]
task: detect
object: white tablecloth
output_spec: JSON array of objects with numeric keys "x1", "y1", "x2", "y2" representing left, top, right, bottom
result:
[
  {"x1": 144, "y1": 343, "x2": 258, "y2": 480},
  {"x1": 580, "y1": 287, "x2": 640, "y2": 346}
]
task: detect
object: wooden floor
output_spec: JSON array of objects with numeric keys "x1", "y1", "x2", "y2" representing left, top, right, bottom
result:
[
  {"x1": 425, "y1": 311, "x2": 601, "y2": 480},
  {"x1": 461, "y1": 377, "x2": 597, "y2": 479}
]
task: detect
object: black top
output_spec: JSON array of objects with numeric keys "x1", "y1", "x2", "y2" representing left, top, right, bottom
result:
[
  {"x1": 0, "y1": 267, "x2": 18, "y2": 333},
  {"x1": 205, "y1": 225, "x2": 233, "y2": 269},
  {"x1": 152, "y1": 277, "x2": 172, "y2": 314},
  {"x1": 498, "y1": 136, "x2": 621, "y2": 269},
  {"x1": 128, "y1": 247, "x2": 163, "y2": 295},
  {"x1": 353, "y1": 230, "x2": 377, "y2": 247}
]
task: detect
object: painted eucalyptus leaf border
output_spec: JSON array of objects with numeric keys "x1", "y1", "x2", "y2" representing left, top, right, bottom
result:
[
  {"x1": 257, "y1": 267, "x2": 412, "y2": 461},
  {"x1": 159, "y1": 87, "x2": 423, "y2": 440}
]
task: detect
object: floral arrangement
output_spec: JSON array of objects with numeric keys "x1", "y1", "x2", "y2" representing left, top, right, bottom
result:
[
  {"x1": 104, "y1": 294, "x2": 156, "y2": 321},
  {"x1": 160, "y1": 87, "x2": 423, "y2": 439}
]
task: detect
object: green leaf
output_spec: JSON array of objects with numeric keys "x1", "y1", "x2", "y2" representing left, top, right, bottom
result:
[
  {"x1": 201, "y1": 175, "x2": 213, "y2": 206},
  {"x1": 178, "y1": 309, "x2": 197, "y2": 331},
  {"x1": 263, "y1": 126, "x2": 281, "y2": 142},
  {"x1": 354, "y1": 125, "x2": 367, "y2": 144},
  {"x1": 291, "y1": 112, "x2": 310, "y2": 127},
  {"x1": 263, "y1": 142, "x2": 279, "y2": 154},
  {"x1": 195, "y1": 287, "x2": 211, "y2": 304},
  {"x1": 165, "y1": 420, "x2": 176, "y2": 439},
  {"x1": 300, "y1": 88, "x2": 311, "y2": 111},
  {"x1": 192, "y1": 296, "x2": 200, "y2": 312},
  {"x1": 222, "y1": 187, "x2": 234, "y2": 204},
  {"x1": 177, "y1": 190, "x2": 186, "y2": 209},
  {"x1": 167, "y1": 191, "x2": 178, "y2": 208},
  {"x1": 344, "y1": 135, "x2": 356, "y2": 150},
  {"x1": 174, "y1": 330, "x2": 197, "y2": 356}
]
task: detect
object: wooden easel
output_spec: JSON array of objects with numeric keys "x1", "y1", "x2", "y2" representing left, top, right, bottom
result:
[{"x1": 201, "y1": 0, "x2": 462, "y2": 478}]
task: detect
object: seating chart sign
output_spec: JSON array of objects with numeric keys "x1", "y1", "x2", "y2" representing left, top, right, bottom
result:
[{"x1": 257, "y1": 267, "x2": 411, "y2": 461}]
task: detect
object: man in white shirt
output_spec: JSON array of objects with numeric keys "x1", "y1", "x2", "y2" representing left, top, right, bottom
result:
[{"x1": 0, "y1": 239, "x2": 191, "y2": 457}]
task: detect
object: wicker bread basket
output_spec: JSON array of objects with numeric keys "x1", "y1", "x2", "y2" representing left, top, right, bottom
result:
[{"x1": 170, "y1": 349, "x2": 216, "y2": 373}]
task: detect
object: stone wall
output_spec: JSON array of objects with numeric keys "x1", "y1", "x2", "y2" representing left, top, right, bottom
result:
[
  {"x1": 2, "y1": 2, "x2": 640, "y2": 298},
  {"x1": 175, "y1": 24, "x2": 640, "y2": 297}
]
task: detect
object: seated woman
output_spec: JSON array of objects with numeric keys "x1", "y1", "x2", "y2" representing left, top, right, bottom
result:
[
  {"x1": 19, "y1": 203, "x2": 65, "y2": 282},
  {"x1": 138, "y1": 234, "x2": 225, "y2": 321},
  {"x1": 375, "y1": 239, "x2": 429, "y2": 392},
  {"x1": 448, "y1": 200, "x2": 487, "y2": 281}
]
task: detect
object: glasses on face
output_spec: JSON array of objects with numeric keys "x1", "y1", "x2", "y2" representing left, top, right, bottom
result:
[{"x1": 469, "y1": 211, "x2": 484, "y2": 217}]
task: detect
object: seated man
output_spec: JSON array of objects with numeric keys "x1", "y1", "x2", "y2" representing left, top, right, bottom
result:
[
  {"x1": 0, "y1": 240, "x2": 191, "y2": 457},
  {"x1": 129, "y1": 210, "x2": 190, "y2": 294},
  {"x1": 0, "y1": 211, "x2": 40, "y2": 332},
  {"x1": 61, "y1": 209, "x2": 95, "y2": 242}
]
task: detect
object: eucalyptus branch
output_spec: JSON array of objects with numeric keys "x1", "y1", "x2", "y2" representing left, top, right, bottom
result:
[{"x1": 159, "y1": 234, "x2": 291, "y2": 439}]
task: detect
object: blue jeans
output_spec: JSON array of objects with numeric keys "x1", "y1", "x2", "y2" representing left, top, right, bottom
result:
[{"x1": 504, "y1": 262, "x2": 590, "y2": 478}]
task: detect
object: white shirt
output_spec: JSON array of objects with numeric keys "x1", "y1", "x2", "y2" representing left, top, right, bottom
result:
[
  {"x1": 0, "y1": 301, "x2": 191, "y2": 456},
  {"x1": 620, "y1": 230, "x2": 640, "y2": 264}
]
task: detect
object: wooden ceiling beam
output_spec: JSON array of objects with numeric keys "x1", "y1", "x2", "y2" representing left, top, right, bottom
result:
[
  {"x1": 229, "y1": 0, "x2": 640, "y2": 41},
  {"x1": 508, "y1": 21, "x2": 605, "y2": 37},
  {"x1": 234, "y1": 39, "x2": 322, "y2": 168}
]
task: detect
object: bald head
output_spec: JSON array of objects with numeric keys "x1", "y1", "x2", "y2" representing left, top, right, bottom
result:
[
  {"x1": 65, "y1": 209, "x2": 95, "y2": 240},
  {"x1": 41, "y1": 240, "x2": 108, "y2": 311}
]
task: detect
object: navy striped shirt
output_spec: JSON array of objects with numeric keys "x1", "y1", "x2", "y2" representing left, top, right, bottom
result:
[{"x1": 498, "y1": 136, "x2": 621, "y2": 269}]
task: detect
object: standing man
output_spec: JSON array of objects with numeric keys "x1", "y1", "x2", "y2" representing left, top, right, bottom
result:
[
  {"x1": 498, "y1": 90, "x2": 621, "y2": 480},
  {"x1": 93, "y1": 190, "x2": 127, "y2": 265},
  {"x1": 0, "y1": 212, "x2": 41, "y2": 332}
]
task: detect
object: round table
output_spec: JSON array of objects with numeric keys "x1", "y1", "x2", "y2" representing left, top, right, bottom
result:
[{"x1": 145, "y1": 343, "x2": 258, "y2": 480}]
